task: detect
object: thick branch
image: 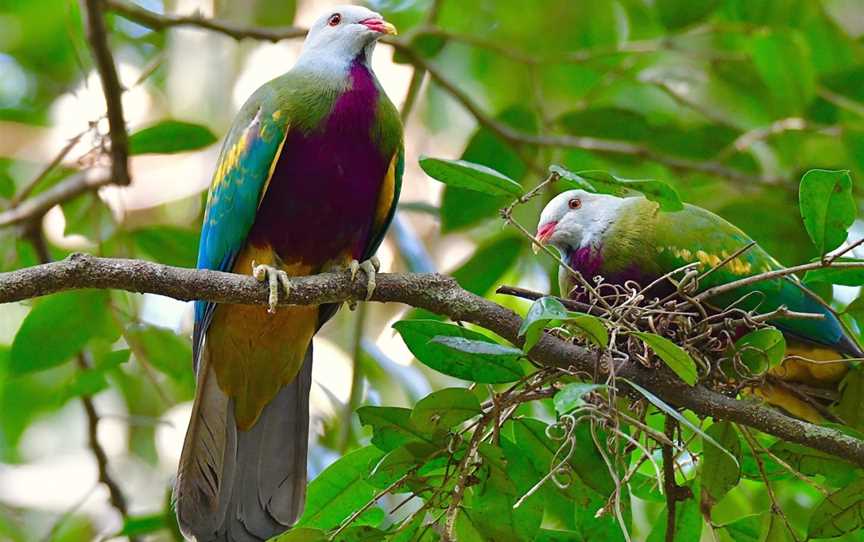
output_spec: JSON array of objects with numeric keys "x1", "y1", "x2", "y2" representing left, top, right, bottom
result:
[
  {"x1": 81, "y1": 0, "x2": 130, "y2": 187},
  {"x1": 104, "y1": 0, "x2": 306, "y2": 41},
  {"x1": 3, "y1": 254, "x2": 863, "y2": 467}
]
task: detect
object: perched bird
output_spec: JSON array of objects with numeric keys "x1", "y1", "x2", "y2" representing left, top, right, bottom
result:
[
  {"x1": 535, "y1": 189, "x2": 862, "y2": 421},
  {"x1": 175, "y1": 6, "x2": 402, "y2": 541}
]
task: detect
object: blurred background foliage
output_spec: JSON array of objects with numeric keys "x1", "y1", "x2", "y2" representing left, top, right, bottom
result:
[{"x1": 1, "y1": 0, "x2": 864, "y2": 540}]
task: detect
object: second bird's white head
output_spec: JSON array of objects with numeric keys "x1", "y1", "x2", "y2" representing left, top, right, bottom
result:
[{"x1": 535, "y1": 190, "x2": 628, "y2": 254}]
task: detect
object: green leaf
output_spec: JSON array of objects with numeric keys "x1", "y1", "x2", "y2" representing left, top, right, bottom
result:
[
  {"x1": 64, "y1": 349, "x2": 130, "y2": 399},
  {"x1": 769, "y1": 441, "x2": 856, "y2": 483},
  {"x1": 410, "y1": 387, "x2": 481, "y2": 432},
  {"x1": 393, "y1": 320, "x2": 524, "y2": 383},
  {"x1": 131, "y1": 226, "x2": 200, "y2": 268},
  {"x1": 631, "y1": 332, "x2": 698, "y2": 386},
  {"x1": 61, "y1": 192, "x2": 116, "y2": 241},
  {"x1": 270, "y1": 527, "x2": 327, "y2": 541},
  {"x1": 656, "y1": 0, "x2": 720, "y2": 29},
  {"x1": 419, "y1": 156, "x2": 523, "y2": 197},
  {"x1": 296, "y1": 446, "x2": 385, "y2": 530},
  {"x1": 804, "y1": 259, "x2": 864, "y2": 286},
  {"x1": 732, "y1": 328, "x2": 786, "y2": 373},
  {"x1": 553, "y1": 383, "x2": 605, "y2": 414},
  {"x1": 519, "y1": 296, "x2": 569, "y2": 352},
  {"x1": 440, "y1": 106, "x2": 536, "y2": 232},
  {"x1": 799, "y1": 169, "x2": 855, "y2": 255},
  {"x1": 720, "y1": 515, "x2": 762, "y2": 542},
  {"x1": 646, "y1": 495, "x2": 701, "y2": 542},
  {"x1": 118, "y1": 514, "x2": 166, "y2": 537},
  {"x1": 552, "y1": 166, "x2": 683, "y2": 212},
  {"x1": 125, "y1": 325, "x2": 192, "y2": 384},
  {"x1": 808, "y1": 478, "x2": 864, "y2": 538},
  {"x1": 751, "y1": 30, "x2": 816, "y2": 115},
  {"x1": 129, "y1": 120, "x2": 218, "y2": 155},
  {"x1": 10, "y1": 290, "x2": 115, "y2": 375},
  {"x1": 356, "y1": 406, "x2": 436, "y2": 452},
  {"x1": 567, "y1": 313, "x2": 609, "y2": 349},
  {"x1": 624, "y1": 379, "x2": 739, "y2": 466},
  {"x1": 368, "y1": 443, "x2": 433, "y2": 488},
  {"x1": 700, "y1": 422, "x2": 742, "y2": 508}
]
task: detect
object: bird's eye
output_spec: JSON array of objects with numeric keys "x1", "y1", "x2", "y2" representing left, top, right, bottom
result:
[
  {"x1": 328, "y1": 13, "x2": 341, "y2": 26},
  {"x1": 568, "y1": 198, "x2": 582, "y2": 209}
]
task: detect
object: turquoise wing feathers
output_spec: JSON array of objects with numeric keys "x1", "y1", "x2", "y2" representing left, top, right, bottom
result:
[
  {"x1": 193, "y1": 84, "x2": 289, "y2": 359},
  {"x1": 650, "y1": 204, "x2": 860, "y2": 354}
]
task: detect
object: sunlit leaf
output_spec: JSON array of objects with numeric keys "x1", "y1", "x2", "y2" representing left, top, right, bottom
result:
[
  {"x1": 799, "y1": 169, "x2": 855, "y2": 255},
  {"x1": 519, "y1": 296, "x2": 569, "y2": 352},
  {"x1": 732, "y1": 328, "x2": 786, "y2": 373},
  {"x1": 631, "y1": 332, "x2": 698, "y2": 386},
  {"x1": 419, "y1": 156, "x2": 523, "y2": 197},
  {"x1": 10, "y1": 290, "x2": 116, "y2": 375},
  {"x1": 751, "y1": 30, "x2": 816, "y2": 115},
  {"x1": 553, "y1": 383, "x2": 605, "y2": 414},
  {"x1": 118, "y1": 514, "x2": 166, "y2": 537},
  {"x1": 356, "y1": 406, "x2": 437, "y2": 452},
  {"x1": 552, "y1": 166, "x2": 683, "y2": 212},
  {"x1": 129, "y1": 120, "x2": 217, "y2": 154},
  {"x1": 295, "y1": 446, "x2": 385, "y2": 530}
]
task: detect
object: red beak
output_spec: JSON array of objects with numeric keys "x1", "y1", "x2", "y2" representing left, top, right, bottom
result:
[
  {"x1": 534, "y1": 221, "x2": 557, "y2": 253},
  {"x1": 360, "y1": 18, "x2": 397, "y2": 35}
]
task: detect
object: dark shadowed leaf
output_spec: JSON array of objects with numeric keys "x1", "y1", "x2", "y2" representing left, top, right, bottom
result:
[
  {"x1": 393, "y1": 320, "x2": 524, "y2": 383},
  {"x1": 553, "y1": 166, "x2": 683, "y2": 212},
  {"x1": 631, "y1": 332, "x2": 698, "y2": 386},
  {"x1": 295, "y1": 446, "x2": 385, "y2": 530},
  {"x1": 646, "y1": 494, "x2": 701, "y2": 542},
  {"x1": 10, "y1": 290, "x2": 116, "y2": 375},
  {"x1": 701, "y1": 422, "x2": 742, "y2": 508},
  {"x1": 419, "y1": 156, "x2": 523, "y2": 197},
  {"x1": 799, "y1": 169, "x2": 855, "y2": 254},
  {"x1": 129, "y1": 120, "x2": 217, "y2": 155},
  {"x1": 808, "y1": 478, "x2": 864, "y2": 538},
  {"x1": 553, "y1": 383, "x2": 605, "y2": 414},
  {"x1": 410, "y1": 387, "x2": 481, "y2": 432},
  {"x1": 656, "y1": 0, "x2": 720, "y2": 29}
]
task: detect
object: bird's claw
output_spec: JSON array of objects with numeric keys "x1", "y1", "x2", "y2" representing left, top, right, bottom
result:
[
  {"x1": 251, "y1": 260, "x2": 291, "y2": 314},
  {"x1": 348, "y1": 256, "x2": 380, "y2": 306}
]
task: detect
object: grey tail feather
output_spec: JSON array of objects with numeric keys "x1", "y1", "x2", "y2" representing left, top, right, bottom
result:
[{"x1": 176, "y1": 344, "x2": 313, "y2": 541}]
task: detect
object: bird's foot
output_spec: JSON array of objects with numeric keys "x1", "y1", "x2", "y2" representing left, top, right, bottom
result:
[
  {"x1": 251, "y1": 260, "x2": 291, "y2": 314},
  {"x1": 347, "y1": 256, "x2": 380, "y2": 309}
]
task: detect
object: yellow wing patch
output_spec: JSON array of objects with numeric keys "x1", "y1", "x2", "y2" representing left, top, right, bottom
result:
[{"x1": 372, "y1": 153, "x2": 398, "y2": 233}]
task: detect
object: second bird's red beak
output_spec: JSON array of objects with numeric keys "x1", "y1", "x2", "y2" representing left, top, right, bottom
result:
[
  {"x1": 360, "y1": 17, "x2": 397, "y2": 35},
  {"x1": 533, "y1": 221, "x2": 557, "y2": 254}
]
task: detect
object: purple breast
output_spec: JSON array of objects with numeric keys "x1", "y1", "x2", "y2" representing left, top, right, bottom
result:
[{"x1": 248, "y1": 60, "x2": 390, "y2": 267}]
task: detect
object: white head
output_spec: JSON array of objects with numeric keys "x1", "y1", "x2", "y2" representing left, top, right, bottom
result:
[
  {"x1": 535, "y1": 190, "x2": 627, "y2": 253},
  {"x1": 296, "y1": 5, "x2": 396, "y2": 72}
]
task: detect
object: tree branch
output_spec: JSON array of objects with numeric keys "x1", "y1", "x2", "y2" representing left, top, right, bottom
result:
[
  {"x1": 0, "y1": 173, "x2": 114, "y2": 228},
  {"x1": 104, "y1": 0, "x2": 306, "y2": 41},
  {"x1": 81, "y1": 0, "x2": 130, "y2": 187},
  {"x1": 3, "y1": 253, "x2": 864, "y2": 467}
]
